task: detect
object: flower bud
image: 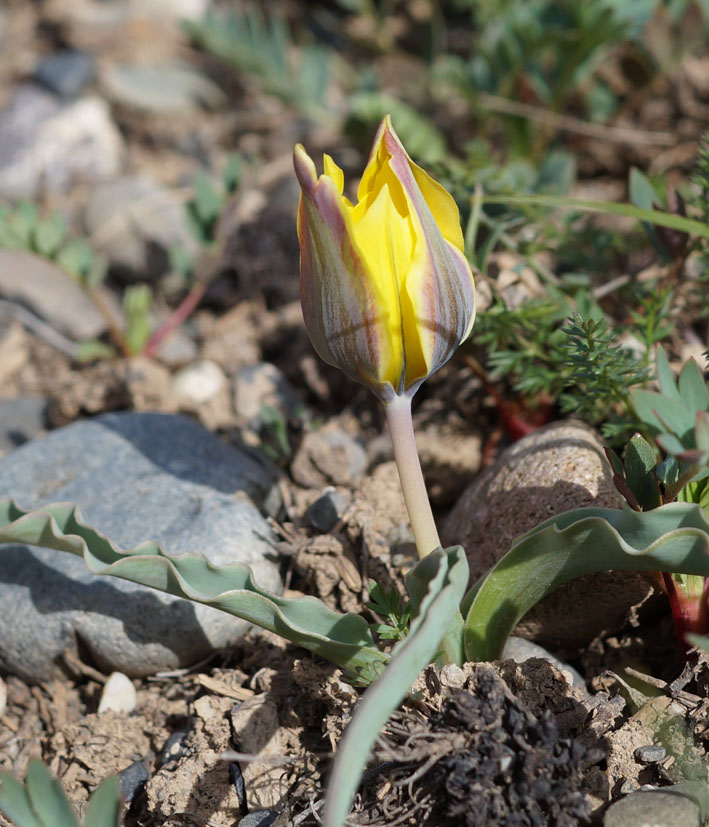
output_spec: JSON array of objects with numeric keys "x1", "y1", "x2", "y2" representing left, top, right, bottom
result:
[{"x1": 294, "y1": 115, "x2": 475, "y2": 401}]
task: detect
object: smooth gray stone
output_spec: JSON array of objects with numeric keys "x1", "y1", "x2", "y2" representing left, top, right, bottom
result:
[
  {"x1": 0, "y1": 250, "x2": 109, "y2": 340},
  {"x1": 34, "y1": 50, "x2": 95, "y2": 99},
  {"x1": 603, "y1": 790, "x2": 700, "y2": 827},
  {"x1": 0, "y1": 396, "x2": 48, "y2": 454},
  {"x1": 634, "y1": 744, "x2": 667, "y2": 764},
  {"x1": 101, "y1": 63, "x2": 225, "y2": 114},
  {"x1": 0, "y1": 412, "x2": 281, "y2": 681}
]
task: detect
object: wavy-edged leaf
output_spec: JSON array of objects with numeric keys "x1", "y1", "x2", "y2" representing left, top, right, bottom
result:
[
  {"x1": 0, "y1": 500, "x2": 388, "y2": 681},
  {"x1": 464, "y1": 503, "x2": 709, "y2": 662},
  {"x1": 83, "y1": 775, "x2": 121, "y2": 827},
  {"x1": 322, "y1": 546, "x2": 468, "y2": 827}
]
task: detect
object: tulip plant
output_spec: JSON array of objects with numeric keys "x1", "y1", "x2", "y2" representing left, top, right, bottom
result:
[{"x1": 2, "y1": 117, "x2": 709, "y2": 827}]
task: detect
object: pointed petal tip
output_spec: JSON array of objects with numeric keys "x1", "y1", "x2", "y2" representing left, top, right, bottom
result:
[{"x1": 293, "y1": 144, "x2": 317, "y2": 193}]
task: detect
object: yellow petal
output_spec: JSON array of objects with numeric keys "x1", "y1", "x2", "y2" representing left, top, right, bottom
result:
[{"x1": 323, "y1": 154, "x2": 345, "y2": 195}]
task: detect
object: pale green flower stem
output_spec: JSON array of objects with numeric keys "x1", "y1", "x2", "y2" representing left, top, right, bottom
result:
[
  {"x1": 384, "y1": 395, "x2": 441, "y2": 559},
  {"x1": 384, "y1": 394, "x2": 464, "y2": 666}
]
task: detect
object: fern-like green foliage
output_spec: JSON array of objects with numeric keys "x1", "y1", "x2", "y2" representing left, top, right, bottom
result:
[
  {"x1": 0, "y1": 760, "x2": 120, "y2": 827},
  {"x1": 184, "y1": 8, "x2": 330, "y2": 118},
  {"x1": 560, "y1": 314, "x2": 649, "y2": 437}
]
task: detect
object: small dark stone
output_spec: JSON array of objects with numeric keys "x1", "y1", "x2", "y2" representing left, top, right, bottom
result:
[
  {"x1": 634, "y1": 744, "x2": 667, "y2": 764},
  {"x1": 34, "y1": 50, "x2": 95, "y2": 98},
  {"x1": 307, "y1": 488, "x2": 348, "y2": 533},
  {"x1": 238, "y1": 810, "x2": 279, "y2": 827},
  {"x1": 118, "y1": 761, "x2": 148, "y2": 804},
  {"x1": 230, "y1": 762, "x2": 246, "y2": 806},
  {"x1": 160, "y1": 730, "x2": 189, "y2": 766}
]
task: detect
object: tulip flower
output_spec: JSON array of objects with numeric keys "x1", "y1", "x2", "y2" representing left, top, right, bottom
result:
[
  {"x1": 294, "y1": 116, "x2": 476, "y2": 558},
  {"x1": 294, "y1": 115, "x2": 475, "y2": 402}
]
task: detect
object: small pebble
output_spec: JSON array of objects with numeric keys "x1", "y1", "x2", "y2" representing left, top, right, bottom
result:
[
  {"x1": 34, "y1": 50, "x2": 94, "y2": 98},
  {"x1": 634, "y1": 744, "x2": 667, "y2": 764},
  {"x1": 238, "y1": 810, "x2": 279, "y2": 827},
  {"x1": 172, "y1": 360, "x2": 225, "y2": 404},
  {"x1": 307, "y1": 488, "x2": 348, "y2": 533},
  {"x1": 604, "y1": 790, "x2": 701, "y2": 827},
  {"x1": 98, "y1": 671, "x2": 137, "y2": 714},
  {"x1": 0, "y1": 676, "x2": 6, "y2": 716},
  {"x1": 160, "y1": 730, "x2": 189, "y2": 766},
  {"x1": 118, "y1": 760, "x2": 148, "y2": 805}
]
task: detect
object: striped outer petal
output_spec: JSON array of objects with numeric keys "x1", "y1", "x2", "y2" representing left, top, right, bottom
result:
[
  {"x1": 294, "y1": 145, "x2": 400, "y2": 400},
  {"x1": 378, "y1": 119, "x2": 476, "y2": 393}
]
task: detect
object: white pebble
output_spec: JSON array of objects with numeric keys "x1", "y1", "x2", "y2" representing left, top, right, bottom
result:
[
  {"x1": 98, "y1": 672, "x2": 137, "y2": 714},
  {"x1": 172, "y1": 360, "x2": 225, "y2": 404}
]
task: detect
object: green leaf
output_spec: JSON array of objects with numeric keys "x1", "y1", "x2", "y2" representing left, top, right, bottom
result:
[
  {"x1": 0, "y1": 500, "x2": 387, "y2": 681},
  {"x1": 678, "y1": 358, "x2": 709, "y2": 413},
  {"x1": 34, "y1": 215, "x2": 66, "y2": 258},
  {"x1": 0, "y1": 772, "x2": 46, "y2": 827},
  {"x1": 56, "y1": 240, "x2": 93, "y2": 282},
  {"x1": 193, "y1": 174, "x2": 222, "y2": 226},
  {"x1": 624, "y1": 434, "x2": 661, "y2": 510},
  {"x1": 25, "y1": 760, "x2": 78, "y2": 827},
  {"x1": 656, "y1": 346, "x2": 680, "y2": 400},
  {"x1": 481, "y1": 194, "x2": 709, "y2": 240},
  {"x1": 83, "y1": 775, "x2": 121, "y2": 827},
  {"x1": 631, "y1": 389, "x2": 696, "y2": 439},
  {"x1": 464, "y1": 503, "x2": 709, "y2": 662},
  {"x1": 322, "y1": 546, "x2": 468, "y2": 827}
]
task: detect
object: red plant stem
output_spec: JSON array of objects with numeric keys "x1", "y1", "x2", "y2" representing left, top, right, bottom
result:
[
  {"x1": 662, "y1": 572, "x2": 690, "y2": 653},
  {"x1": 142, "y1": 281, "x2": 208, "y2": 358}
]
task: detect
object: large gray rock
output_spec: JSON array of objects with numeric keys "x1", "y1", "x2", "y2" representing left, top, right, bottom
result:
[
  {"x1": 443, "y1": 420, "x2": 655, "y2": 647},
  {"x1": 0, "y1": 412, "x2": 282, "y2": 681}
]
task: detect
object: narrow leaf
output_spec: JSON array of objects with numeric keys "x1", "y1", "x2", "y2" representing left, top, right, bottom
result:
[
  {"x1": 25, "y1": 760, "x2": 78, "y2": 827},
  {"x1": 323, "y1": 546, "x2": 468, "y2": 827},
  {"x1": 83, "y1": 775, "x2": 122, "y2": 827},
  {"x1": 481, "y1": 194, "x2": 709, "y2": 240}
]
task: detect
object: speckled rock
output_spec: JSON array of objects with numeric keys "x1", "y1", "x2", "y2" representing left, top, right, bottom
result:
[
  {"x1": 603, "y1": 790, "x2": 701, "y2": 827},
  {"x1": 443, "y1": 420, "x2": 655, "y2": 647}
]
